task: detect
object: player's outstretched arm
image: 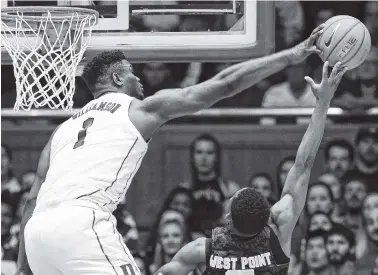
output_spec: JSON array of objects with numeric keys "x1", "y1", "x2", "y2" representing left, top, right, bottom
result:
[
  {"x1": 136, "y1": 25, "x2": 324, "y2": 124},
  {"x1": 154, "y1": 237, "x2": 207, "y2": 275},
  {"x1": 269, "y1": 61, "x2": 347, "y2": 250},
  {"x1": 16, "y1": 129, "x2": 57, "y2": 275}
]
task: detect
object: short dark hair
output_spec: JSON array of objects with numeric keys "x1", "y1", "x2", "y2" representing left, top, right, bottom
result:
[
  {"x1": 324, "y1": 139, "x2": 354, "y2": 161},
  {"x1": 326, "y1": 223, "x2": 355, "y2": 247},
  {"x1": 230, "y1": 188, "x2": 270, "y2": 235},
  {"x1": 82, "y1": 50, "x2": 127, "y2": 91},
  {"x1": 341, "y1": 170, "x2": 369, "y2": 187},
  {"x1": 306, "y1": 229, "x2": 328, "y2": 245}
]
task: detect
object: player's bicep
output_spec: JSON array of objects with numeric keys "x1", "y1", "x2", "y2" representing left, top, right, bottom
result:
[{"x1": 140, "y1": 79, "x2": 227, "y2": 122}]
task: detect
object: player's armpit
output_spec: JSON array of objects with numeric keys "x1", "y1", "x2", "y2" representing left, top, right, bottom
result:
[{"x1": 154, "y1": 237, "x2": 207, "y2": 275}]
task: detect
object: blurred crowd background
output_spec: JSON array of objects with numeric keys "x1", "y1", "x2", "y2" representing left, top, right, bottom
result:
[{"x1": 1, "y1": 1, "x2": 378, "y2": 275}]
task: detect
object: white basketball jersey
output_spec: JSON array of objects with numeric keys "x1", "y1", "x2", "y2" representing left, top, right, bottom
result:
[{"x1": 35, "y1": 93, "x2": 148, "y2": 213}]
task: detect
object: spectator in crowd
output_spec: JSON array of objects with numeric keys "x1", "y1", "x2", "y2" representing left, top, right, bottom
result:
[
  {"x1": 325, "y1": 223, "x2": 356, "y2": 275},
  {"x1": 356, "y1": 208, "x2": 378, "y2": 274},
  {"x1": 132, "y1": 252, "x2": 151, "y2": 275},
  {"x1": 364, "y1": 1, "x2": 378, "y2": 51},
  {"x1": 350, "y1": 127, "x2": 378, "y2": 192},
  {"x1": 291, "y1": 183, "x2": 335, "y2": 266},
  {"x1": 363, "y1": 192, "x2": 378, "y2": 217},
  {"x1": 305, "y1": 182, "x2": 335, "y2": 218},
  {"x1": 317, "y1": 172, "x2": 343, "y2": 222},
  {"x1": 318, "y1": 173, "x2": 341, "y2": 202},
  {"x1": 113, "y1": 204, "x2": 139, "y2": 252},
  {"x1": 149, "y1": 219, "x2": 188, "y2": 274},
  {"x1": 274, "y1": 1, "x2": 305, "y2": 47},
  {"x1": 308, "y1": 211, "x2": 333, "y2": 232},
  {"x1": 248, "y1": 172, "x2": 275, "y2": 203},
  {"x1": 145, "y1": 209, "x2": 190, "y2": 264},
  {"x1": 324, "y1": 139, "x2": 354, "y2": 179},
  {"x1": 314, "y1": 8, "x2": 335, "y2": 26},
  {"x1": 276, "y1": 155, "x2": 295, "y2": 197},
  {"x1": 262, "y1": 61, "x2": 316, "y2": 108},
  {"x1": 1, "y1": 144, "x2": 21, "y2": 197},
  {"x1": 140, "y1": 63, "x2": 178, "y2": 98},
  {"x1": 302, "y1": 229, "x2": 333, "y2": 275},
  {"x1": 1, "y1": 193, "x2": 18, "y2": 262},
  {"x1": 341, "y1": 177, "x2": 368, "y2": 259},
  {"x1": 179, "y1": 134, "x2": 240, "y2": 237},
  {"x1": 163, "y1": 187, "x2": 194, "y2": 220},
  {"x1": 333, "y1": 51, "x2": 378, "y2": 110}
]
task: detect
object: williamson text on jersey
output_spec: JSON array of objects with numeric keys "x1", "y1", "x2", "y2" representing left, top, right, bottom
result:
[{"x1": 73, "y1": 102, "x2": 122, "y2": 120}]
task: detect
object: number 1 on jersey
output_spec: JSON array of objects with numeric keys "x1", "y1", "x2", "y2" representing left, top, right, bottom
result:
[{"x1": 73, "y1": 117, "x2": 94, "y2": 149}]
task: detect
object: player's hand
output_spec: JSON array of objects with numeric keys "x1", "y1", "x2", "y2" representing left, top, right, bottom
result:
[
  {"x1": 291, "y1": 24, "x2": 325, "y2": 63},
  {"x1": 304, "y1": 61, "x2": 347, "y2": 104}
]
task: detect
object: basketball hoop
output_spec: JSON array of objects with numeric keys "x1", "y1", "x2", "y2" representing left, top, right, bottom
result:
[{"x1": 1, "y1": 7, "x2": 99, "y2": 111}]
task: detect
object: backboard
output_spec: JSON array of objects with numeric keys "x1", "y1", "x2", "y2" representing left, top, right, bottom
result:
[{"x1": 1, "y1": 0, "x2": 275, "y2": 63}]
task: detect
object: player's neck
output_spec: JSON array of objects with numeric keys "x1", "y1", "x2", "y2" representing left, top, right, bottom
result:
[
  {"x1": 197, "y1": 171, "x2": 217, "y2": 182},
  {"x1": 93, "y1": 87, "x2": 119, "y2": 98}
]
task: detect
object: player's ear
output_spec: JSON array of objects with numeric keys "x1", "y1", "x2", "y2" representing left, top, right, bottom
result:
[{"x1": 112, "y1": 73, "x2": 123, "y2": 87}]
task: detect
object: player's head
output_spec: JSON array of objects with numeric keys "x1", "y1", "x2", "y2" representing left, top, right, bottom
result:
[
  {"x1": 227, "y1": 187, "x2": 270, "y2": 236},
  {"x1": 82, "y1": 50, "x2": 144, "y2": 100}
]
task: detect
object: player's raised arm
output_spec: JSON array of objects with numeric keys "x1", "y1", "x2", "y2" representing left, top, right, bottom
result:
[
  {"x1": 16, "y1": 129, "x2": 57, "y2": 275},
  {"x1": 268, "y1": 61, "x2": 347, "y2": 250},
  {"x1": 137, "y1": 25, "x2": 324, "y2": 123},
  {"x1": 153, "y1": 237, "x2": 207, "y2": 275}
]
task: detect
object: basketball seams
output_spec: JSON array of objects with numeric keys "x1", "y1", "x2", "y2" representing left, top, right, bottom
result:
[
  {"x1": 341, "y1": 23, "x2": 366, "y2": 67},
  {"x1": 324, "y1": 21, "x2": 361, "y2": 62},
  {"x1": 317, "y1": 17, "x2": 349, "y2": 49}
]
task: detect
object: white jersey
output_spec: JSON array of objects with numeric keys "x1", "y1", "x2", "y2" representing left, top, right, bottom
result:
[{"x1": 35, "y1": 93, "x2": 148, "y2": 213}]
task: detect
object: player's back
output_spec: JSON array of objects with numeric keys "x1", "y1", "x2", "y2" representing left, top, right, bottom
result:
[
  {"x1": 35, "y1": 93, "x2": 148, "y2": 213},
  {"x1": 204, "y1": 226, "x2": 290, "y2": 275}
]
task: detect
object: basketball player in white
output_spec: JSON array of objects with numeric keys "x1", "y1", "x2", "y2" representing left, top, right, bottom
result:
[{"x1": 17, "y1": 24, "x2": 326, "y2": 275}]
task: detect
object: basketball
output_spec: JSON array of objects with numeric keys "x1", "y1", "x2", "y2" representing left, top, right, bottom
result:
[{"x1": 316, "y1": 15, "x2": 371, "y2": 70}]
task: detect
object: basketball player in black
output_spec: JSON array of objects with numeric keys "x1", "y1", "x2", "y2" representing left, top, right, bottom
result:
[{"x1": 154, "y1": 61, "x2": 347, "y2": 275}]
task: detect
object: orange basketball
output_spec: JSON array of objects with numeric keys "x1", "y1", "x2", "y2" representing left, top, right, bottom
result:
[{"x1": 316, "y1": 15, "x2": 371, "y2": 70}]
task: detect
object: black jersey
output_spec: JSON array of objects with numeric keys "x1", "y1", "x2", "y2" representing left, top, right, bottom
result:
[{"x1": 203, "y1": 226, "x2": 289, "y2": 275}]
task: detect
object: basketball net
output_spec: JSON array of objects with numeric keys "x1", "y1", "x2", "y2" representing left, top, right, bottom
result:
[{"x1": 1, "y1": 8, "x2": 98, "y2": 111}]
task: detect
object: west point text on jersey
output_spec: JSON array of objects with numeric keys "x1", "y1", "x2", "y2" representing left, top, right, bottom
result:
[
  {"x1": 209, "y1": 253, "x2": 272, "y2": 270},
  {"x1": 72, "y1": 102, "x2": 122, "y2": 120}
]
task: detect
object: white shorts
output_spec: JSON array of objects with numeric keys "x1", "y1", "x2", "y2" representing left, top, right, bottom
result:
[{"x1": 25, "y1": 203, "x2": 140, "y2": 275}]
